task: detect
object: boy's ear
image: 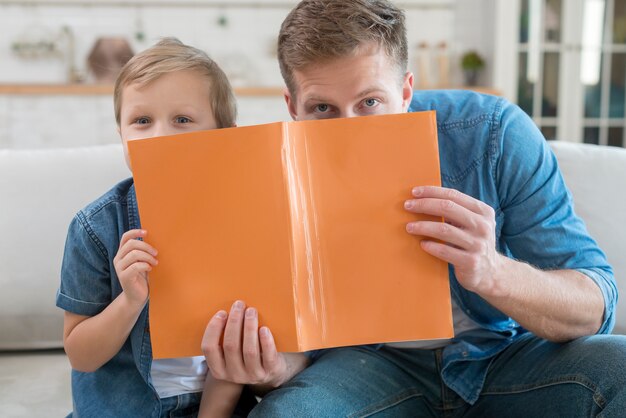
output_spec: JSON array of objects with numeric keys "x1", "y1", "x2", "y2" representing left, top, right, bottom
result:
[{"x1": 284, "y1": 87, "x2": 298, "y2": 121}]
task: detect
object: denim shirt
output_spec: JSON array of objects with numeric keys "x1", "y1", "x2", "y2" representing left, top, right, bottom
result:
[
  {"x1": 57, "y1": 178, "x2": 160, "y2": 417},
  {"x1": 407, "y1": 90, "x2": 617, "y2": 403}
]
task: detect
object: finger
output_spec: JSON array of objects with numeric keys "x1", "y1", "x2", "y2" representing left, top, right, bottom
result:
[
  {"x1": 115, "y1": 249, "x2": 159, "y2": 272},
  {"x1": 259, "y1": 326, "x2": 280, "y2": 373},
  {"x1": 404, "y1": 197, "x2": 484, "y2": 231},
  {"x1": 116, "y1": 238, "x2": 158, "y2": 262},
  {"x1": 242, "y1": 307, "x2": 265, "y2": 379},
  {"x1": 201, "y1": 310, "x2": 228, "y2": 380},
  {"x1": 222, "y1": 300, "x2": 246, "y2": 376},
  {"x1": 406, "y1": 220, "x2": 473, "y2": 250},
  {"x1": 410, "y1": 186, "x2": 494, "y2": 217},
  {"x1": 420, "y1": 240, "x2": 471, "y2": 267},
  {"x1": 118, "y1": 262, "x2": 152, "y2": 282},
  {"x1": 119, "y1": 229, "x2": 147, "y2": 248}
]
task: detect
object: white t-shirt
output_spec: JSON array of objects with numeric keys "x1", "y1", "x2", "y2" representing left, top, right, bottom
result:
[
  {"x1": 150, "y1": 356, "x2": 207, "y2": 398},
  {"x1": 386, "y1": 296, "x2": 481, "y2": 349}
]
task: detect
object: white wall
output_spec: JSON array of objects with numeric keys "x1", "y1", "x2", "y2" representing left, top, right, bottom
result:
[{"x1": 0, "y1": 0, "x2": 496, "y2": 149}]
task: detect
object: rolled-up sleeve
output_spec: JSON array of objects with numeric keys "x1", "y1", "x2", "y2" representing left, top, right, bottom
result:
[
  {"x1": 56, "y1": 212, "x2": 113, "y2": 317},
  {"x1": 496, "y1": 103, "x2": 616, "y2": 334}
]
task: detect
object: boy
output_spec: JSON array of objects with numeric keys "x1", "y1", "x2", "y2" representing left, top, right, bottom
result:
[{"x1": 57, "y1": 38, "x2": 253, "y2": 417}]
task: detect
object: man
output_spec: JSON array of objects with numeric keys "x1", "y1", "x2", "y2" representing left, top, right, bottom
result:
[{"x1": 202, "y1": 1, "x2": 626, "y2": 416}]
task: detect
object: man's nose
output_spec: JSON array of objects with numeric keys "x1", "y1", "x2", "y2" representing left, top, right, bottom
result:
[{"x1": 340, "y1": 109, "x2": 358, "y2": 119}]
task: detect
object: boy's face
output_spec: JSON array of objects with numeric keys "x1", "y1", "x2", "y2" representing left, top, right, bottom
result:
[
  {"x1": 119, "y1": 70, "x2": 218, "y2": 169},
  {"x1": 285, "y1": 43, "x2": 413, "y2": 121}
]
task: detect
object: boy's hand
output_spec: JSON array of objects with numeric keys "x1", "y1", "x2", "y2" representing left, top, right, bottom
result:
[
  {"x1": 113, "y1": 229, "x2": 158, "y2": 307},
  {"x1": 202, "y1": 301, "x2": 306, "y2": 391}
]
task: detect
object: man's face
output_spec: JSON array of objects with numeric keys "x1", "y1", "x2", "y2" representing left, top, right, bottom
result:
[
  {"x1": 285, "y1": 43, "x2": 414, "y2": 121},
  {"x1": 118, "y1": 70, "x2": 219, "y2": 169}
]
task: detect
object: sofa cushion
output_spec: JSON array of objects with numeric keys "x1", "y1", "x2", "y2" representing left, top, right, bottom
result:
[
  {"x1": 549, "y1": 141, "x2": 626, "y2": 334},
  {"x1": 0, "y1": 144, "x2": 129, "y2": 349}
]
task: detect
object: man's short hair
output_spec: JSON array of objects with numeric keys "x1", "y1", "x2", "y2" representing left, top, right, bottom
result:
[
  {"x1": 278, "y1": 0, "x2": 408, "y2": 95},
  {"x1": 114, "y1": 37, "x2": 236, "y2": 128}
]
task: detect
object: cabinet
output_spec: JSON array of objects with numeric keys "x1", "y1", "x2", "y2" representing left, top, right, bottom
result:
[{"x1": 496, "y1": 0, "x2": 625, "y2": 146}]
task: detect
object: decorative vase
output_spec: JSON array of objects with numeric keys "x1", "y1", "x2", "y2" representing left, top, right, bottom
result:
[{"x1": 463, "y1": 69, "x2": 479, "y2": 86}]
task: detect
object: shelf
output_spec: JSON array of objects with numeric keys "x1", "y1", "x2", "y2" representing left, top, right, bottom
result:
[
  {"x1": 0, "y1": 84, "x2": 285, "y2": 97},
  {"x1": 0, "y1": 84, "x2": 500, "y2": 97}
]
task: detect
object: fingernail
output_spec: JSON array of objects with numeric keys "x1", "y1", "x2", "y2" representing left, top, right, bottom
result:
[
  {"x1": 406, "y1": 223, "x2": 414, "y2": 233},
  {"x1": 215, "y1": 310, "x2": 227, "y2": 320},
  {"x1": 259, "y1": 327, "x2": 270, "y2": 337},
  {"x1": 412, "y1": 187, "x2": 422, "y2": 196},
  {"x1": 245, "y1": 307, "x2": 256, "y2": 318},
  {"x1": 233, "y1": 300, "x2": 244, "y2": 311},
  {"x1": 151, "y1": 249, "x2": 158, "y2": 256},
  {"x1": 404, "y1": 200, "x2": 412, "y2": 210}
]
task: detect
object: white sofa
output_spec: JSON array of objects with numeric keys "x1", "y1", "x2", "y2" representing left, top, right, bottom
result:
[{"x1": 0, "y1": 141, "x2": 624, "y2": 416}]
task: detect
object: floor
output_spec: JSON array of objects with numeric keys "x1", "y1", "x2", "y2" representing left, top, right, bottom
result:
[{"x1": 0, "y1": 349, "x2": 72, "y2": 417}]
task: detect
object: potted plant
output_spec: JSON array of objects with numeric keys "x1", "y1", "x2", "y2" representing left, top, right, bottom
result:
[{"x1": 461, "y1": 51, "x2": 485, "y2": 86}]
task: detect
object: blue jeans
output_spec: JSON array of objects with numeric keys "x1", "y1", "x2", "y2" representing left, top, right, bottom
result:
[
  {"x1": 159, "y1": 392, "x2": 202, "y2": 418},
  {"x1": 250, "y1": 334, "x2": 626, "y2": 417}
]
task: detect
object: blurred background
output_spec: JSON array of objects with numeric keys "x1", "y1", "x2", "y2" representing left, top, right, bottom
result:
[
  {"x1": 2, "y1": 0, "x2": 622, "y2": 149},
  {"x1": 1, "y1": 2, "x2": 625, "y2": 415}
]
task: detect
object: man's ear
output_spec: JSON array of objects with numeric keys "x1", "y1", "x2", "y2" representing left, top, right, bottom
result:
[
  {"x1": 401, "y1": 72, "x2": 414, "y2": 112},
  {"x1": 284, "y1": 87, "x2": 298, "y2": 121}
]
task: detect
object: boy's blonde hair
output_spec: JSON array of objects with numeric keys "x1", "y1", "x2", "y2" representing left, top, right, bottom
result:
[
  {"x1": 114, "y1": 37, "x2": 236, "y2": 128},
  {"x1": 278, "y1": 0, "x2": 407, "y2": 97}
]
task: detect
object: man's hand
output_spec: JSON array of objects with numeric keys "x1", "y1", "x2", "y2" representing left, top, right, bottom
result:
[
  {"x1": 202, "y1": 301, "x2": 307, "y2": 391},
  {"x1": 113, "y1": 229, "x2": 158, "y2": 307},
  {"x1": 403, "y1": 185, "x2": 604, "y2": 341},
  {"x1": 404, "y1": 186, "x2": 504, "y2": 297}
]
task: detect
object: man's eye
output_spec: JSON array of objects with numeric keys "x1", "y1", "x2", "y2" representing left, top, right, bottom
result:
[
  {"x1": 135, "y1": 117, "x2": 150, "y2": 125},
  {"x1": 364, "y1": 98, "x2": 379, "y2": 107},
  {"x1": 315, "y1": 104, "x2": 330, "y2": 113},
  {"x1": 175, "y1": 116, "x2": 192, "y2": 124}
]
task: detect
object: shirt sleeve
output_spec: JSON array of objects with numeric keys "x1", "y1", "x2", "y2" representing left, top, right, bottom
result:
[
  {"x1": 495, "y1": 102, "x2": 617, "y2": 334},
  {"x1": 56, "y1": 211, "x2": 113, "y2": 317}
]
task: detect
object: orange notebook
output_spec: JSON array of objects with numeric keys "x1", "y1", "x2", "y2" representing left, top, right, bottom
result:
[{"x1": 128, "y1": 111, "x2": 453, "y2": 359}]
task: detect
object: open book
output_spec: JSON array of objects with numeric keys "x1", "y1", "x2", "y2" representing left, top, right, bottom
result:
[{"x1": 128, "y1": 111, "x2": 453, "y2": 359}]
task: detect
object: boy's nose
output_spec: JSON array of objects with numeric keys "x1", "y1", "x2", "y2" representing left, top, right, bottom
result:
[{"x1": 152, "y1": 123, "x2": 175, "y2": 138}]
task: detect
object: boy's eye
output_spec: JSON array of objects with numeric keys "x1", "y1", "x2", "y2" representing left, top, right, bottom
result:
[
  {"x1": 363, "y1": 98, "x2": 379, "y2": 107},
  {"x1": 135, "y1": 117, "x2": 150, "y2": 125},
  {"x1": 175, "y1": 116, "x2": 192, "y2": 124}
]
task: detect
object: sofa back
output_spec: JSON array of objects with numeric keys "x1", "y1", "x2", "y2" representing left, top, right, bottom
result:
[
  {"x1": 0, "y1": 145, "x2": 129, "y2": 349},
  {"x1": 0, "y1": 141, "x2": 623, "y2": 350},
  {"x1": 549, "y1": 141, "x2": 626, "y2": 334}
]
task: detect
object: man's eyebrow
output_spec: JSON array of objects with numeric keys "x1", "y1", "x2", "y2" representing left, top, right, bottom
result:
[
  {"x1": 302, "y1": 88, "x2": 386, "y2": 107},
  {"x1": 356, "y1": 87, "x2": 386, "y2": 98},
  {"x1": 302, "y1": 96, "x2": 330, "y2": 107}
]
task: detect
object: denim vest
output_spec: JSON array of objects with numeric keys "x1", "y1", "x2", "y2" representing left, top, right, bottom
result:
[
  {"x1": 57, "y1": 178, "x2": 160, "y2": 417},
  {"x1": 408, "y1": 90, "x2": 616, "y2": 403}
]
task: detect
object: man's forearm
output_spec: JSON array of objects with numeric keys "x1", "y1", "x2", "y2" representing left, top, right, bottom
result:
[{"x1": 481, "y1": 255, "x2": 604, "y2": 342}]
